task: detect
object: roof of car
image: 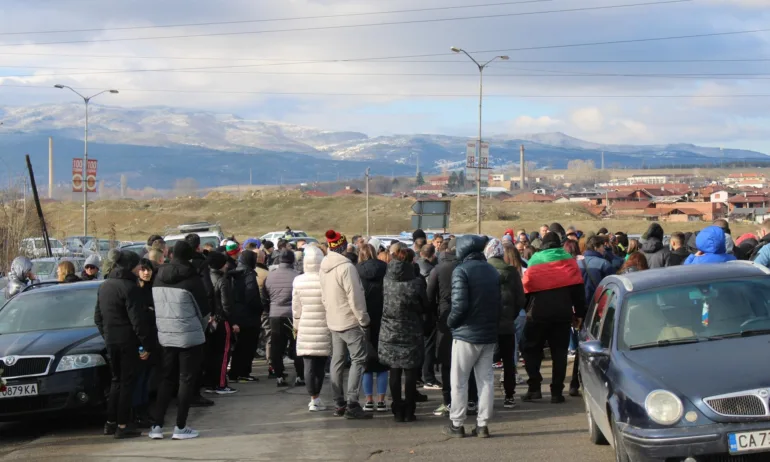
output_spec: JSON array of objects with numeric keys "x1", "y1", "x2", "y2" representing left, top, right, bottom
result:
[
  {"x1": 20, "y1": 280, "x2": 103, "y2": 295},
  {"x1": 608, "y1": 261, "x2": 770, "y2": 293},
  {"x1": 32, "y1": 257, "x2": 85, "y2": 262}
]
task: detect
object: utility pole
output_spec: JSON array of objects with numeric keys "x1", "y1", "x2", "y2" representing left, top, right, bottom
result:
[
  {"x1": 249, "y1": 168, "x2": 252, "y2": 186},
  {"x1": 365, "y1": 167, "x2": 371, "y2": 236},
  {"x1": 48, "y1": 137, "x2": 54, "y2": 199},
  {"x1": 601, "y1": 151, "x2": 605, "y2": 171},
  {"x1": 520, "y1": 145, "x2": 526, "y2": 190}
]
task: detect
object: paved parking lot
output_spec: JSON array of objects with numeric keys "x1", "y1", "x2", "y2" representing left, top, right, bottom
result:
[{"x1": 0, "y1": 360, "x2": 615, "y2": 462}]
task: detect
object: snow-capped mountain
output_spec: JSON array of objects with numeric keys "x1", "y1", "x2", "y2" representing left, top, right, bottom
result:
[{"x1": 1, "y1": 103, "x2": 767, "y2": 188}]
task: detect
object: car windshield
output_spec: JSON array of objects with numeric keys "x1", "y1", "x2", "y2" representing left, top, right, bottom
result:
[
  {"x1": 32, "y1": 261, "x2": 56, "y2": 276},
  {"x1": 620, "y1": 277, "x2": 770, "y2": 350},
  {"x1": 0, "y1": 286, "x2": 98, "y2": 334}
]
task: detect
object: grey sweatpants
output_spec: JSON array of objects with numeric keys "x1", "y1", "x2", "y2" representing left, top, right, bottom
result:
[
  {"x1": 449, "y1": 339, "x2": 496, "y2": 428},
  {"x1": 330, "y1": 327, "x2": 367, "y2": 408}
]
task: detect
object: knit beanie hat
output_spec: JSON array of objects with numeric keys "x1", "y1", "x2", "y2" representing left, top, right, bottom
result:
[
  {"x1": 502, "y1": 234, "x2": 513, "y2": 244},
  {"x1": 326, "y1": 229, "x2": 347, "y2": 254},
  {"x1": 225, "y1": 240, "x2": 239, "y2": 257},
  {"x1": 207, "y1": 251, "x2": 228, "y2": 270}
]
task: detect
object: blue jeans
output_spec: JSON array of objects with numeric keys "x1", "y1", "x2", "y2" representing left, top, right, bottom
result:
[
  {"x1": 362, "y1": 371, "x2": 389, "y2": 398},
  {"x1": 514, "y1": 310, "x2": 527, "y2": 374}
]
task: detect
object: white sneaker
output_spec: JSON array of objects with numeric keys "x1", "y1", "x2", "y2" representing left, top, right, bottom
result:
[
  {"x1": 171, "y1": 426, "x2": 200, "y2": 440},
  {"x1": 309, "y1": 397, "x2": 327, "y2": 412},
  {"x1": 148, "y1": 426, "x2": 163, "y2": 440}
]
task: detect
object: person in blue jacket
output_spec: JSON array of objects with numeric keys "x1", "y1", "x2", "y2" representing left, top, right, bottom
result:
[{"x1": 684, "y1": 226, "x2": 737, "y2": 265}]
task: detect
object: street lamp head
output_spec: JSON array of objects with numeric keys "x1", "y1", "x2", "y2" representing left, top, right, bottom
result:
[
  {"x1": 54, "y1": 84, "x2": 64, "y2": 89},
  {"x1": 500, "y1": 56, "x2": 510, "y2": 60},
  {"x1": 109, "y1": 90, "x2": 119, "y2": 94},
  {"x1": 450, "y1": 47, "x2": 461, "y2": 53}
]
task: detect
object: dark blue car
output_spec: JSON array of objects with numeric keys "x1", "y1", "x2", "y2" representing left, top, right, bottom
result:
[
  {"x1": 579, "y1": 261, "x2": 770, "y2": 461},
  {"x1": 0, "y1": 281, "x2": 110, "y2": 421}
]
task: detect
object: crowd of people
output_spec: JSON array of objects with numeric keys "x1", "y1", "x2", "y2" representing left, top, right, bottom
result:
[{"x1": 3, "y1": 216, "x2": 768, "y2": 440}]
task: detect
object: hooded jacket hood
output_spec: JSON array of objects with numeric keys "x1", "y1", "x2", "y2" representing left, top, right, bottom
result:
[
  {"x1": 643, "y1": 223, "x2": 665, "y2": 242},
  {"x1": 695, "y1": 226, "x2": 727, "y2": 254},
  {"x1": 302, "y1": 246, "x2": 324, "y2": 274},
  {"x1": 238, "y1": 248, "x2": 257, "y2": 270},
  {"x1": 5, "y1": 256, "x2": 33, "y2": 298},
  {"x1": 386, "y1": 258, "x2": 416, "y2": 282},
  {"x1": 456, "y1": 235, "x2": 488, "y2": 261},
  {"x1": 320, "y1": 249, "x2": 352, "y2": 273},
  {"x1": 640, "y1": 237, "x2": 664, "y2": 253},
  {"x1": 357, "y1": 257, "x2": 387, "y2": 281}
]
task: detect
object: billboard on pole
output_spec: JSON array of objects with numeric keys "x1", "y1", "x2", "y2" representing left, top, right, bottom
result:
[
  {"x1": 465, "y1": 141, "x2": 490, "y2": 181},
  {"x1": 86, "y1": 159, "x2": 97, "y2": 193},
  {"x1": 465, "y1": 141, "x2": 476, "y2": 168},
  {"x1": 72, "y1": 158, "x2": 83, "y2": 192}
]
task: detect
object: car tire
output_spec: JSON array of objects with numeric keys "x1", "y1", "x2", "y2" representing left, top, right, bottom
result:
[
  {"x1": 610, "y1": 416, "x2": 631, "y2": 462},
  {"x1": 585, "y1": 394, "x2": 608, "y2": 445}
]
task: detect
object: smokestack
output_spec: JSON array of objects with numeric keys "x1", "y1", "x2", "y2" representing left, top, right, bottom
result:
[
  {"x1": 48, "y1": 136, "x2": 53, "y2": 199},
  {"x1": 519, "y1": 144, "x2": 525, "y2": 190}
]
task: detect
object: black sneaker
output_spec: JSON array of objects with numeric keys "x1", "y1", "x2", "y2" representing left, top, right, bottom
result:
[
  {"x1": 294, "y1": 377, "x2": 305, "y2": 387},
  {"x1": 376, "y1": 401, "x2": 388, "y2": 412},
  {"x1": 471, "y1": 426, "x2": 490, "y2": 438},
  {"x1": 344, "y1": 403, "x2": 374, "y2": 420},
  {"x1": 503, "y1": 397, "x2": 516, "y2": 409},
  {"x1": 114, "y1": 425, "x2": 142, "y2": 439},
  {"x1": 521, "y1": 391, "x2": 543, "y2": 402},
  {"x1": 442, "y1": 424, "x2": 466, "y2": 438},
  {"x1": 276, "y1": 377, "x2": 289, "y2": 388},
  {"x1": 333, "y1": 405, "x2": 347, "y2": 417},
  {"x1": 416, "y1": 391, "x2": 429, "y2": 403},
  {"x1": 104, "y1": 422, "x2": 117, "y2": 436},
  {"x1": 467, "y1": 401, "x2": 478, "y2": 415},
  {"x1": 364, "y1": 401, "x2": 375, "y2": 412},
  {"x1": 190, "y1": 395, "x2": 215, "y2": 407},
  {"x1": 569, "y1": 388, "x2": 581, "y2": 397},
  {"x1": 416, "y1": 380, "x2": 425, "y2": 388},
  {"x1": 551, "y1": 394, "x2": 566, "y2": 404}
]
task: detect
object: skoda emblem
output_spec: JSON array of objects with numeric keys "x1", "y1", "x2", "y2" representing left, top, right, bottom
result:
[
  {"x1": 759, "y1": 389, "x2": 769, "y2": 399},
  {"x1": 3, "y1": 356, "x2": 17, "y2": 367}
]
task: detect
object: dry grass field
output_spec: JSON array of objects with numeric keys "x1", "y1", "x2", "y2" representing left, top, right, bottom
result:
[{"x1": 39, "y1": 191, "x2": 761, "y2": 242}]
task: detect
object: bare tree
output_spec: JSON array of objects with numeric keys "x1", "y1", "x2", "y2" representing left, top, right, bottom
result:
[{"x1": 0, "y1": 179, "x2": 34, "y2": 274}]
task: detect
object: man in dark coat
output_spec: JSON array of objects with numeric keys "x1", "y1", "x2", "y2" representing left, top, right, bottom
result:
[
  {"x1": 641, "y1": 223, "x2": 670, "y2": 268},
  {"x1": 442, "y1": 235, "x2": 502, "y2": 439},
  {"x1": 94, "y1": 250, "x2": 153, "y2": 439},
  {"x1": 666, "y1": 232, "x2": 690, "y2": 266},
  {"x1": 521, "y1": 232, "x2": 586, "y2": 404},
  {"x1": 228, "y1": 250, "x2": 264, "y2": 382}
]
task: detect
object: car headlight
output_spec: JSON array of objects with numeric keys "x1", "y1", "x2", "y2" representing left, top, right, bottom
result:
[
  {"x1": 55, "y1": 354, "x2": 107, "y2": 372},
  {"x1": 645, "y1": 390, "x2": 684, "y2": 425}
]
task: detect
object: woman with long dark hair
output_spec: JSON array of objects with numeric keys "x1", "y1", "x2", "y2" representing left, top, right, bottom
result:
[{"x1": 357, "y1": 244, "x2": 389, "y2": 412}]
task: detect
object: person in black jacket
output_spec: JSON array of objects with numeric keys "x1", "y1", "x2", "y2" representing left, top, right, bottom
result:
[
  {"x1": 228, "y1": 250, "x2": 264, "y2": 383},
  {"x1": 666, "y1": 232, "x2": 690, "y2": 267},
  {"x1": 357, "y1": 244, "x2": 389, "y2": 412},
  {"x1": 131, "y1": 258, "x2": 159, "y2": 427},
  {"x1": 442, "y1": 235, "x2": 502, "y2": 439},
  {"x1": 206, "y1": 251, "x2": 238, "y2": 394},
  {"x1": 94, "y1": 250, "x2": 153, "y2": 439},
  {"x1": 427, "y1": 240, "x2": 478, "y2": 417},
  {"x1": 641, "y1": 223, "x2": 671, "y2": 268}
]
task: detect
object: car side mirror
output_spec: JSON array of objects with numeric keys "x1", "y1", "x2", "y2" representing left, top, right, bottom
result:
[{"x1": 580, "y1": 340, "x2": 609, "y2": 358}]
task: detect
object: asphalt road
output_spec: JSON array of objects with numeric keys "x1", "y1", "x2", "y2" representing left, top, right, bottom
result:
[{"x1": 0, "y1": 359, "x2": 615, "y2": 462}]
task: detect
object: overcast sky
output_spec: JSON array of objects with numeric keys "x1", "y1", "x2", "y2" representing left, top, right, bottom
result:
[{"x1": 1, "y1": 0, "x2": 769, "y2": 151}]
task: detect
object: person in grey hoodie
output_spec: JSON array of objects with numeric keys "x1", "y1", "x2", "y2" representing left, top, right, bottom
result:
[
  {"x1": 640, "y1": 223, "x2": 671, "y2": 269},
  {"x1": 263, "y1": 249, "x2": 301, "y2": 387}
]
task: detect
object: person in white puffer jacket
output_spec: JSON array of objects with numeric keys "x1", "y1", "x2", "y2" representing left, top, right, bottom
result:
[{"x1": 292, "y1": 245, "x2": 332, "y2": 412}]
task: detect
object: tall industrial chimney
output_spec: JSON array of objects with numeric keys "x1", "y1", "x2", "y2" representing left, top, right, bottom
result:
[
  {"x1": 48, "y1": 136, "x2": 53, "y2": 199},
  {"x1": 519, "y1": 144, "x2": 525, "y2": 190}
]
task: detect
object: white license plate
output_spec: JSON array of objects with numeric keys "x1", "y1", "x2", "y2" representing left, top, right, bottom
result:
[
  {"x1": 729, "y1": 430, "x2": 770, "y2": 454},
  {"x1": 0, "y1": 383, "x2": 39, "y2": 399}
]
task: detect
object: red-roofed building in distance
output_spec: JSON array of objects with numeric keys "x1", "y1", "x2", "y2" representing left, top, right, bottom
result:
[
  {"x1": 427, "y1": 176, "x2": 450, "y2": 187},
  {"x1": 304, "y1": 190, "x2": 329, "y2": 198},
  {"x1": 728, "y1": 192, "x2": 769, "y2": 212},
  {"x1": 333, "y1": 186, "x2": 363, "y2": 196},
  {"x1": 725, "y1": 172, "x2": 767, "y2": 186}
]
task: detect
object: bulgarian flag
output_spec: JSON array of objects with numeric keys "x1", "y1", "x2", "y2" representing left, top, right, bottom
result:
[{"x1": 523, "y1": 248, "x2": 584, "y2": 294}]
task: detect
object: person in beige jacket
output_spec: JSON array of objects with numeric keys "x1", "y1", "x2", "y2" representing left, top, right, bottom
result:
[{"x1": 319, "y1": 229, "x2": 371, "y2": 420}]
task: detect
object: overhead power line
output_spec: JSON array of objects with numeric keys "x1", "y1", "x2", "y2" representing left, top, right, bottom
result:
[
  {"x1": 0, "y1": 0, "x2": 690, "y2": 47},
  {"x1": 1, "y1": 83, "x2": 768, "y2": 98},
  {"x1": 0, "y1": 0, "x2": 553, "y2": 36}
]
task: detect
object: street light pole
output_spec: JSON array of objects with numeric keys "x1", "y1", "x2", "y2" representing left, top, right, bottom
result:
[
  {"x1": 54, "y1": 85, "x2": 118, "y2": 236},
  {"x1": 451, "y1": 47, "x2": 509, "y2": 235}
]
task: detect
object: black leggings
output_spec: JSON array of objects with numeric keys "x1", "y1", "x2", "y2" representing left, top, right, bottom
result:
[
  {"x1": 390, "y1": 367, "x2": 419, "y2": 408},
  {"x1": 498, "y1": 334, "x2": 517, "y2": 398},
  {"x1": 269, "y1": 317, "x2": 303, "y2": 378},
  {"x1": 229, "y1": 325, "x2": 259, "y2": 380},
  {"x1": 303, "y1": 356, "x2": 327, "y2": 396}
]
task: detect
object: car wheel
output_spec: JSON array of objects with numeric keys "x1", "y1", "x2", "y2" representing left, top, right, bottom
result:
[
  {"x1": 585, "y1": 394, "x2": 608, "y2": 445},
  {"x1": 610, "y1": 416, "x2": 631, "y2": 462}
]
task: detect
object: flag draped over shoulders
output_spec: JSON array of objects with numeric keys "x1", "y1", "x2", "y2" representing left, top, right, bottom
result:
[{"x1": 522, "y1": 248, "x2": 584, "y2": 294}]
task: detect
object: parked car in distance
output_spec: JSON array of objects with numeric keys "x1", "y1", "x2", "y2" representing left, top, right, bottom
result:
[
  {"x1": 0, "y1": 281, "x2": 110, "y2": 421},
  {"x1": 285, "y1": 237, "x2": 318, "y2": 247},
  {"x1": 117, "y1": 241, "x2": 145, "y2": 256},
  {"x1": 260, "y1": 230, "x2": 308, "y2": 246},
  {"x1": 82, "y1": 239, "x2": 119, "y2": 259},
  {"x1": 20, "y1": 238, "x2": 69, "y2": 259},
  {"x1": 579, "y1": 261, "x2": 770, "y2": 461},
  {"x1": 164, "y1": 222, "x2": 224, "y2": 251},
  {"x1": 62, "y1": 236, "x2": 96, "y2": 256}
]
